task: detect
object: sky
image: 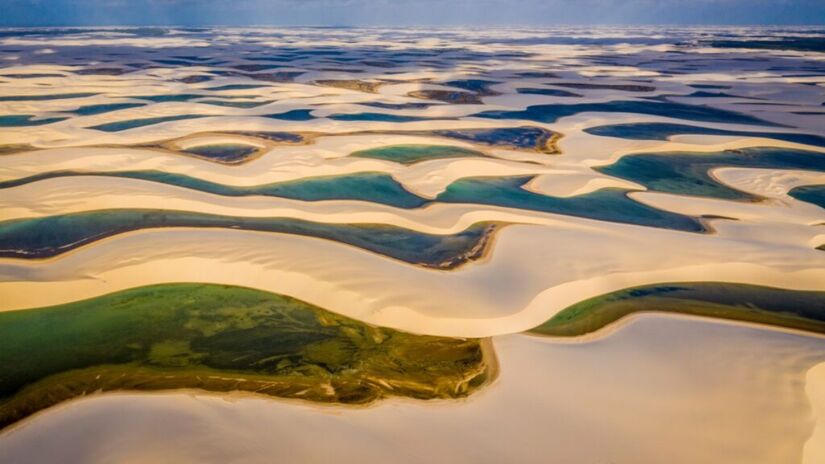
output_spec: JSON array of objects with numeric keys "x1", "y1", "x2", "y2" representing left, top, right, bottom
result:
[{"x1": 1, "y1": 0, "x2": 824, "y2": 26}]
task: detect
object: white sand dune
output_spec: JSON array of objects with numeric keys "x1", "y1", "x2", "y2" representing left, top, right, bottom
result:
[
  {"x1": 628, "y1": 190, "x2": 824, "y2": 225},
  {"x1": 0, "y1": 140, "x2": 560, "y2": 199},
  {"x1": 804, "y1": 362, "x2": 825, "y2": 464},
  {"x1": 2, "y1": 151, "x2": 823, "y2": 338},
  {"x1": 712, "y1": 168, "x2": 825, "y2": 200},
  {"x1": 1, "y1": 314, "x2": 823, "y2": 464}
]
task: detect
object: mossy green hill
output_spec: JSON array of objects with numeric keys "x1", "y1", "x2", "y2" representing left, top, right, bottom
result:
[
  {"x1": 0, "y1": 283, "x2": 492, "y2": 431},
  {"x1": 531, "y1": 283, "x2": 825, "y2": 337}
]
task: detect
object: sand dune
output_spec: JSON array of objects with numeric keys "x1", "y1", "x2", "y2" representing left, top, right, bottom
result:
[
  {"x1": 804, "y1": 362, "x2": 825, "y2": 464},
  {"x1": 0, "y1": 224, "x2": 823, "y2": 337},
  {"x1": 2, "y1": 26, "x2": 825, "y2": 462}
]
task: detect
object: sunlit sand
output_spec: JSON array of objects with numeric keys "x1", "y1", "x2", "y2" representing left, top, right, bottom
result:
[{"x1": 1, "y1": 25, "x2": 824, "y2": 463}]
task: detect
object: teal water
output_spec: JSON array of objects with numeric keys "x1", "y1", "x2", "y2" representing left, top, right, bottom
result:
[
  {"x1": 328, "y1": 113, "x2": 433, "y2": 122},
  {"x1": 0, "y1": 210, "x2": 491, "y2": 268},
  {"x1": 359, "y1": 102, "x2": 436, "y2": 110},
  {"x1": 709, "y1": 37, "x2": 825, "y2": 52},
  {"x1": 690, "y1": 84, "x2": 731, "y2": 90},
  {"x1": 0, "y1": 115, "x2": 67, "y2": 127},
  {"x1": 436, "y1": 176, "x2": 704, "y2": 232},
  {"x1": 129, "y1": 94, "x2": 207, "y2": 103},
  {"x1": 264, "y1": 109, "x2": 315, "y2": 121},
  {"x1": 444, "y1": 79, "x2": 500, "y2": 95},
  {"x1": 0, "y1": 172, "x2": 428, "y2": 209},
  {"x1": 207, "y1": 84, "x2": 270, "y2": 91},
  {"x1": 70, "y1": 103, "x2": 146, "y2": 116},
  {"x1": 88, "y1": 114, "x2": 208, "y2": 132},
  {"x1": 1, "y1": 170, "x2": 706, "y2": 231},
  {"x1": 585, "y1": 122, "x2": 825, "y2": 148},
  {"x1": 197, "y1": 99, "x2": 272, "y2": 108},
  {"x1": 517, "y1": 88, "x2": 581, "y2": 97},
  {"x1": 598, "y1": 148, "x2": 825, "y2": 201},
  {"x1": 550, "y1": 83, "x2": 655, "y2": 92},
  {"x1": 0, "y1": 92, "x2": 97, "y2": 102},
  {"x1": 0, "y1": 73, "x2": 65, "y2": 79},
  {"x1": 476, "y1": 100, "x2": 779, "y2": 126},
  {"x1": 789, "y1": 185, "x2": 825, "y2": 209},
  {"x1": 152, "y1": 59, "x2": 195, "y2": 66}
]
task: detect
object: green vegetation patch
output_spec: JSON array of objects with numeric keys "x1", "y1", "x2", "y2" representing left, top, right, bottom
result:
[
  {"x1": 0, "y1": 283, "x2": 492, "y2": 430},
  {"x1": 530, "y1": 283, "x2": 825, "y2": 337},
  {"x1": 350, "y1": 144, "x2": 485, "y2": 165}
]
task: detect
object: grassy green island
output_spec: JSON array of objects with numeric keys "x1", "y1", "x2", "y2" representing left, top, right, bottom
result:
[
  {"x1": 530, "y1": 283, "x2": 825, "y2": 337},
  {"x1": 0, "y1": 284, "x2": 493, "y2": 431}
]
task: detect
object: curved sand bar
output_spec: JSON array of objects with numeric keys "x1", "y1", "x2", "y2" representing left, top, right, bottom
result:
[{"x1": 0, "y1": 224, "x2": 823, "y2": 337}]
